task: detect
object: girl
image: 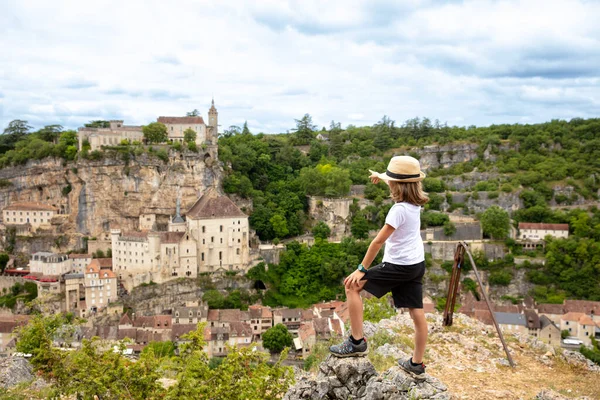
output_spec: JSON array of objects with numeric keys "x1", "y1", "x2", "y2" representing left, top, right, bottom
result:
[{"x1": 330, "y1": 155, "x2": 429, "y2": 377}]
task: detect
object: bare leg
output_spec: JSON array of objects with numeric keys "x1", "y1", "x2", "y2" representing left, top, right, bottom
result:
[
  {"x1": 346, "y1": 281, "x2": 367, "y2": 340},
  {"x1": 409, "y1": 308, "x2": 427, "y2": 363}
]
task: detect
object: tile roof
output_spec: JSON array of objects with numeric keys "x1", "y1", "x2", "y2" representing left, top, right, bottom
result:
[
  {"x1": 186, "y1": 188, "x2": 246, "y2": 219},
  {"x1": 3, "y1": 202, "x2": 58, "y2": 211},
  {"x1": 524, "y1": 309, "x2": 541, "y2": 329},
  {"x1": 119, "y1": 313, "x2": 133, "y2": 326},
  {"x1": 229, "y1": 322, "x2": 252, "y2": 337},
  {"x1": 518, "y1": 223, "x2": 569, "y2": 231},
  {"x1": 160, "y1": 231, "x2": 185, "y2": 244},
  {"x1": 563, "y1": 300, "x2": 600, "y2": 315},
  {"x1": 273, "y1": 308, "x2": 303, "y2": 319},
  {"x1": 207, "y1": 310, "x2": 219, "y2": 321},
  {"x1": 157, "y1": 116, "x2": 205, "y2": 125},
  {"x1": 120, "y1": 231, "x2": 149, "y2": 240},
  {"x1": 96, "y1": 258, "x2": 113, "y2": 268},
  {"x1": 562, "y1": 312, "x2": 586, "y2": 322},
  {"x1": 298, "y1": 321, "x2": 316, "y2": 342},
  {"x1": 69, "y1": 253, "x2": 92, "y2": 259},
  {"x1": 172, "y1": 324, "x2": 198, "y2": 341},
  {"x1": 537, "y1": 303, "x2": 564, "y2": 314},
  {"x1": 219, "y1": 309, "x2": 242, "y2": 322}
]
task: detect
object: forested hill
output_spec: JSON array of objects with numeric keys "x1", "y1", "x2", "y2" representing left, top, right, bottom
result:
[{"x1": 220, "y1": 116, "x2": 600, "y2": 307}]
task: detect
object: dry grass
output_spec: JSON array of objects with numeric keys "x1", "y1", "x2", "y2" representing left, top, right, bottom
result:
[{"x1": 427, "y1": 344, "x2": 600, "y2": 399}]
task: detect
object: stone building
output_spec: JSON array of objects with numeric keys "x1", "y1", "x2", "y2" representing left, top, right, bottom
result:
[
  {"x1": 77, "y1": 120, "x2": 144, "y2": 151},
  {"x1": 30, "y1": 252, "x2": 71, "y2": 276},
  {"x1": 84, "y1": 259, "x2": 118, "y2": 311},
  {"x1": 157, "y1": 100, "x2": 218, "y2": 145},
  {"x1": 186, "y1": 188, "x2": 249, "y2": 273},
  {"x1": 517, "y1": 223, "x2": 569, "y2": 241},
  {"x1": 2, "y1": 202, "x2": 58, "y2": 234},
  {"x1": 111, "y1": 189, "x2": 250, "y2": 290},
  {"x1": 69, "y1": 253, "x2": 92, "y2": 274}
]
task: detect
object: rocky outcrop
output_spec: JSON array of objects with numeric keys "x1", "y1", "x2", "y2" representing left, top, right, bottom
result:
[
  {"x1": 535, "y1": 389, "x2": 593, "y2": 400},
  {"x1": 0, "y1": 357, "x2": 34, "y2": 389},
  {"x1": 0, "y1": 148, "x2": 220, "y2": 251},
  {"x1": 284, "y1": 356, "x2": 449, "y2": 400}
]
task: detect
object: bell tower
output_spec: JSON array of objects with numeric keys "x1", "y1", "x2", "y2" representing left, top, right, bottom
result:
[{"x1": 208, "y1": 98, "x2": 218, "y2": 144}]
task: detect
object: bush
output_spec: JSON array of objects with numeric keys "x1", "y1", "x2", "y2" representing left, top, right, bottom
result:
[
  {"x1": 489, "y1": 270, "x2": 512, "y2": 286},
  {"x1": 156, "y1": 149, "x2": 169, "y2": 163}
]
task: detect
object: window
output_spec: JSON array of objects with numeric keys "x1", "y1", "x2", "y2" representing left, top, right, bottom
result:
[
  {"x1": 202, "y1": 226, "x2": 205, "y2": 233},
  {"x1": 211, "y1": 237, "x2": 214, "y2": 243},
  {"x1": 220, "y1": 225, "x2": 223, "y2": 232},
  {"x1": 201, "y1": 253, "x2": 204, "y2": 261},
  {"x1": 219, "y1": 252, "x2": 222, "y2": 260},
  {"x1": 220, "y1": 238, "x2": 223, "y2": 244},
  {"x1": 236, "y1": 248, "x2": 240, "y2": 255}
]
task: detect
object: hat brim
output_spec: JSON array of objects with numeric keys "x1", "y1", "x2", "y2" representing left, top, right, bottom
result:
[{"x1": 369, "y1": 169, "x2": 426, "y2": 183}]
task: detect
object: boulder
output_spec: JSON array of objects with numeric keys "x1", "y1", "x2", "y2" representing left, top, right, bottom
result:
[
  {"x1": 0, "y1": 356, "x2": 35, "y2": 389},
  {"x1": 284, "y1": 355, "x2": 449, "y2": 400}
]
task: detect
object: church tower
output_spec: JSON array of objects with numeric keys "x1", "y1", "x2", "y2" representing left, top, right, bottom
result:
[{"x1": 208, "y1": 98, "x2": 218, "y2": 144}]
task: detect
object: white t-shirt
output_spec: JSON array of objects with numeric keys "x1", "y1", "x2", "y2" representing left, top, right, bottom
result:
[{"x1": 382, "y1": 202, "x2": 424, "y2": 265}]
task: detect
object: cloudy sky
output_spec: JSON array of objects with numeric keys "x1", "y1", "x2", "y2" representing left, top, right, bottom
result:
[{"x1": 1, "y1": 0, "x2": 599, "y2": 133}]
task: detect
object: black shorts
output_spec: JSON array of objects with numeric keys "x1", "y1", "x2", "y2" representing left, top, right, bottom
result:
[{"x1": 361, "y1": 261, "x2": 426, "y2": 309}]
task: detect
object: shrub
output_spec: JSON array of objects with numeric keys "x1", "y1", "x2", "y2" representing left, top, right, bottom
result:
[{"x1": 489, "y1": 270, "x2": 512, "y2": 286}]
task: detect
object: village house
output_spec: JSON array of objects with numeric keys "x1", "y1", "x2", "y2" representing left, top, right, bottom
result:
[
  {"x1": 518, "y1": 223, "x2": 569, "y2": 242},
  {"x1": 536, "y1": 303, "x2": 564, "y2": 326},
  {"x1": 172, "y1": 303, "x2": 208, "y2": 325},
  {"x1": 77, "y1": 120, "x2": 144, "y2": 151},
  {"x1": 84, "y1": 259, "x2": 118, "y2": 312},
  {"x1": 2, "y1": 202, "x2": 59, "y2": 235},
  {"x1": 561, "y1": 312, "x2": 598, "y2": 346},
  {"x1": 29, "y1": 252, "x2": 71, "y2": 276},
  {"x1": 273, "y1": 308, "x2": 303, "y2": 336},
  {"x1": 538, "y1": 315, "x2": 562, "y2": 346},
  {"x1": 69, "y1": 253, "x2": 93, "y2": 274},
  {"x1": 248, "y1": 304, "x2": 273, "y2": 340}
]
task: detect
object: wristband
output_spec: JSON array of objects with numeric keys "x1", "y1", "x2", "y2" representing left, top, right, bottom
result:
[{"x1": 357, "y1": 264, "x2": 368, "y2": 273}]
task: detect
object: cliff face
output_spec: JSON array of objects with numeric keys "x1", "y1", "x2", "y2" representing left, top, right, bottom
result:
[{"x1": 0, "y1": 148, "x2": 220, "y2": 249}]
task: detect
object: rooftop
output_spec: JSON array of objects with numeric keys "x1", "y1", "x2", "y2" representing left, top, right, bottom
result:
[
  {"x1": 518, "y1": 222, "x2": 569, "y2": 231},
  {"x1": 187, "y1": 188, "x2": 246, "y2": 220},
  {"x1": 3, "y1": 202, "x2": 58, "y2": 212},
  {"x1": 157, "y1": 116, "x2": 205, "y2": 125}
]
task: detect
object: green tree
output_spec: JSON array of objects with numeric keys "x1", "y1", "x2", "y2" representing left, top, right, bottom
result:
[
  {"x1": 479, "y1": 206, "x2": 510, "y2": 239},
  {"x1": 141, "y1": 341, "x2": 175, "y2": 358},
  {"x1": 262, "y1": 324, "x2": 293, "y2": 353},
  {"x1": 84, "y1": 120, "x2": 110, "y2": 128},
  {"x1": 37, "y1": 124, "x2": 63, "y2": 143},
  {"x1": 270, "y1": 214, "x2": 289, "y2": 239},
  {"x1": 312, "y1": 221, "x2": 331, "y2": 240},
  {"x1": 0, "y1": 253, "x2": 9, "y2": 273},
  {"x1": 242, "y1": 121, "x2": 251, "y2": 135},
  {"x1": 292, "y1": 114, "x2": 316, "y2": 145},
  {"x1": 351, "y1": 215, "x2": 370, "y2": 240},
  {"x1": 443, "y1": 221, "x2": 456, "y2": 236},
  {"x1": 186, "y1": 109, "x2": 200, "y2": 117},
  {"x1": 183, "y1": 128, "x2": 197, "y2": 143},
  {"x1": 143, "y1": 122, "x2": 168, "y2": 144}
]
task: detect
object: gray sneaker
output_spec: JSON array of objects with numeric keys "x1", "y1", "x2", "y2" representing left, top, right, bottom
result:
[
  {"x1": 329, "y1": 337, "x2": 368, "y2": 357},
  {"x1": 398, "y1": 358, "x2": 426, "y2": 378}
]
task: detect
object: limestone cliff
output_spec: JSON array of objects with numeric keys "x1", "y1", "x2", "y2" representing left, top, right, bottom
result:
[{"x1": 0, "y1": 148, "x2": 220, "y2": 250}]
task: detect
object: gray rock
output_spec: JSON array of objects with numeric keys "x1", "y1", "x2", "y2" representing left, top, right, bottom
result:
[
  {"x1": 284, "y1": 356, "x2": 450, "y2": 400},
  {"x1": 0, "y1": 356, "x2": 35, "y2": 389}
]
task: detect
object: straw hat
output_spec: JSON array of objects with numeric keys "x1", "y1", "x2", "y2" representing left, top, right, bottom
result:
[{"x1": 369, "y1": 156, "x2": 426, "y2": 183}]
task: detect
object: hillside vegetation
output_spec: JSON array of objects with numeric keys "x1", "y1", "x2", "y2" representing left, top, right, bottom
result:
[{"x1": 222, "y1": 116, "x2": 600, "y2": 304}]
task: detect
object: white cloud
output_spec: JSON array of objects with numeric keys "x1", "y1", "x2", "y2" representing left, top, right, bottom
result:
[{"x1": 1, "y1": 0, "x2": 599, "y2": 134}]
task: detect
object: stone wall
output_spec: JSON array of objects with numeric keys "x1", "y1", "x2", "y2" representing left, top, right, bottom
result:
[
  {"x1": 424, "y1": 241, "x2": 505, "y2": 262},
  {"x1": 0, "y1": 276, "x2": 25, "y2": 292}
]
